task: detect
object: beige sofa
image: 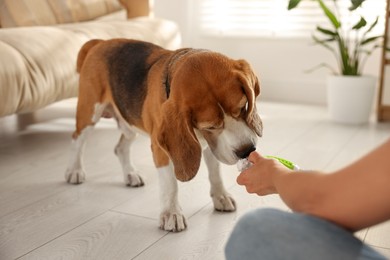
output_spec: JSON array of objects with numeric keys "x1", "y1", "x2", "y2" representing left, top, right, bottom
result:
[{"x1": 0, "y1": 0, "x2": 181, "y2": 117}]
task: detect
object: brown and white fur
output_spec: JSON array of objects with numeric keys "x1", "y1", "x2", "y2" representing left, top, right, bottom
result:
[{"x1": 65, "y1": 39, "x2": 263, "y2": 232}]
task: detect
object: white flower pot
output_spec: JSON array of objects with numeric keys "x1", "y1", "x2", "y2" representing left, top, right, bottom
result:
[{"x1": 327, "y1": 75, "x2": 376, "y2": 124}]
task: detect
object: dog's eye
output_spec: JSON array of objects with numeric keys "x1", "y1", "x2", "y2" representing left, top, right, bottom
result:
[
  {"x1": 233, "y1": 104, "x2": 247, "y2": 118},
  {"x1": 241, "y1": 102, "x2": 249, "y2": 115},
  {"x1": 241, "y1": 106, "x2": 247, "y2": 115}
]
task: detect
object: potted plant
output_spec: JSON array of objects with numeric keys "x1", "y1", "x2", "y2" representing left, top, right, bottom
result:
[{"x1": 287, "y1": 0, "x2": 385, "y2": 124}]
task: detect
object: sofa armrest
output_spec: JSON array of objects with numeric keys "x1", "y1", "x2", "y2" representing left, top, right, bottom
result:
[{"x1": 119, "y1": 0, "x2": 150, "y2": 19}]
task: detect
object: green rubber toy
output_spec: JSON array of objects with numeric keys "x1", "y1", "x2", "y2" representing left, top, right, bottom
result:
[
  {"x1": 237, "y1": 155, "x2": 300, "y2": 171},
  {"x1": 265, "y1": 155, "x2": 300, "y2": 170}
]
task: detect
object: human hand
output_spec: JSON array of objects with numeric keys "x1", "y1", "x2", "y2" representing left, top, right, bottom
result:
[{"x1": 237, "y1": 152, "x2": 291, "y2": 196}]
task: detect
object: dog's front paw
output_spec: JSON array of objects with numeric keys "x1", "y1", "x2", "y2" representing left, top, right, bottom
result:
[
  {"x1": 212, "y1": 193, "x2": 236, "y2": 212},
  {"x1": 124, "y1": 172, "x2": 144, "y2": 187},
  {"x1": 65, "y1": 169, "x2": 85, "y2": 184},
  {"x1": 159, "y1": 211, "x2": 187, "y2": 232}
]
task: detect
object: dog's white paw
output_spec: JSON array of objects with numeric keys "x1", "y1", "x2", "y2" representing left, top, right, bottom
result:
[
  {"x1": 65, "y1": 169, "x2": 85, "y2": 184},
  {"x1": 124, "y1": 172, "x2": 144, "y2": 187},
  {"x1": 212, "y1": 193, "x2": 236, "y2": 212},
  {"x1": 159, "y1": 211, "x2": 187, "y2": 232}
]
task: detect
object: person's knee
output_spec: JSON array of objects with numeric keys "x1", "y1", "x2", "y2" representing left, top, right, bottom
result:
[
  {"x1": 234, "y1": 207, "x2": 287, "y2": 231},
  {"x1": 225, "y1": 208, "x2": 288, "y2": 259},
  {"x1": 238, "y1": 207, "x2": 287, "y2": 231},
  {"x1": 226, "y1": 208, "x2": 380, "y2": 260}
]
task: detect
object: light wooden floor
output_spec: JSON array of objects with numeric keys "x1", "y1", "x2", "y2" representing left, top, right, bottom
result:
[{"x1": 1, "y1": 99, "x2": 390, "y2": 260}]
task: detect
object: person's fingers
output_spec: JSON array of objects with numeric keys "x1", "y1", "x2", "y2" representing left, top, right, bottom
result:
[
  {"x1": 236, "y1": 173, "x2": 244, "y2": 185},
  {"x1": 248, "y1": 151, "x2": 263, "y2": 163},
  {"x1": 236, "y1": 171, "x2": 249, "y2": 185}
]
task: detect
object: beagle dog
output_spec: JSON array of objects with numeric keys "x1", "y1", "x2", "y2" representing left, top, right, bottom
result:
[{"x1": 65, "y1": 39, "x2": 263, "y2": 232}]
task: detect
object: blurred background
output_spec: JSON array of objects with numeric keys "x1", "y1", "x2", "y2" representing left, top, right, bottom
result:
[{"x1": 155, "y1": 0, "x2": 388, "y2": 107}]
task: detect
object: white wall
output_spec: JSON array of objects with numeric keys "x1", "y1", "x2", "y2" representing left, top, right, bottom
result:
[{"x1": 154, "y1": 0, "x2": 382, "y2": 106}]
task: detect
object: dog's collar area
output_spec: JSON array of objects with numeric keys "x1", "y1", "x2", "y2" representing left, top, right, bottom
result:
[
  {"x1": 163, "y1": 48, "x2": 209, "y2": 99},
  {"x1": 164, "y1": 72, "x2": 171, "y2": 99},
  {"x1": 163, "y1": 48, "x2": 192, "y2": 99}
]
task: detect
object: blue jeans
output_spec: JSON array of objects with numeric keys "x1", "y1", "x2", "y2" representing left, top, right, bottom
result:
[{"x1": 225, "y1": 208, "x2": 387, "y2": 260}]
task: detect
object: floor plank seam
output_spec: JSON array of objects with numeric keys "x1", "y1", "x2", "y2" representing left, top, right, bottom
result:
[
  {"x1": 14, "y1": 210, "x2": 109, "y2": 259},
  {"x1": 370, "y1": 245, "x2": 390, "y2": 250},
  {"x1": 322, "y1": 126, "x2": 361, "y2": 170},
  {"x1": 130, "y1": 232, "x2": 171, "y2": 259},
  {"x1": 0, "y1": 186, "x2": 72, "y2": 219},
  {"x1": 362, "y1": 227, "x2": 370, "y2": 242},
  {"x1": 108, "y1": 209, "x2": 157, "y2": 221}
]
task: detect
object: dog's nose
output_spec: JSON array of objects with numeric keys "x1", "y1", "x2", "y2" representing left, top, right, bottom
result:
[{"x1": 235, "y1": 145, "x2": 256, "y2": 159}]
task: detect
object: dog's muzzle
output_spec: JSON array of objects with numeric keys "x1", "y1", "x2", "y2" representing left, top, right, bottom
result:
[{"x1": 235, "y1": 144, "x2": 256, "y2": 159}]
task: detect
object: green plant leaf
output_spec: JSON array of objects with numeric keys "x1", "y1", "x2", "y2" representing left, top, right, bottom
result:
[
  {"x1": 317, "y1": 0, "x2": 341, "y2": 29},
  {"x1": 360, "y1": 17, "x2": 380, "y2": 60},
  {"x1": 352, "y1": 17, "x2": 366, "y2": 30},
  {"x1": 365, "y1": 17, "x2": 379, "y2": 35},
  {"x1": 361, "y1": 36, "x2": 382, "y2": 45},
  {"x1": 353, "y1": 59, "x2": 359, "y2": 75},
  {"x1": 361, "y1": 45, "x2": 381, "y2": 55},
  {"x1": 317, "y1": 37, "x2": 337, "y2": 43},
  {"x1": 286, "y1": 0, "x2": 383, "y2": 75},
  {"x1": 288, "y1": 0, "x2": 302, "y2": 10},
  {"x1": 336, "y1": 36, "x2": 352, "y2": 75},
  {"x1": 311, "y1": 34, "x2": 334, "y2": 47},
  {"x1": 312, "y1": 34, "x2": 337, "y2": 51},
  {"x1": 349, "y1": 0, "x2": 366, "y2": 11},
  {"x1": 304, "y1": 63, "x2": 338, "y2": 75},
  {"x1": 316, "y1": 26, "x2": 338, "y2": 36}
]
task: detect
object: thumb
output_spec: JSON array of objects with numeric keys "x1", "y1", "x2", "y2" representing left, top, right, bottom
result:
[
  {"x1": 248, "y1": 151, "x2": 263, "y2": 163},
  {"x1": 236, "y1": 170, "x2": 249, "y2": 185}
]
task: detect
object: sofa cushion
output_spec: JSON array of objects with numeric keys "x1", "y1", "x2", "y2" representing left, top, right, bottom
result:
[
  {"x1": 0, "y1": 10, "x2": 181, "y2": 116},
  {"x1": 0, "y1": 27, "x2": 83, "y2": 115},
  {"x1": 0, "y1": 0, "x2": 122, "y2": 28}
]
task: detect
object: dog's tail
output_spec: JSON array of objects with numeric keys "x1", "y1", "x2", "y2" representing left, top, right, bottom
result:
[{"x1": 76, "y1": 39, "x2": 103, "y2": 73}]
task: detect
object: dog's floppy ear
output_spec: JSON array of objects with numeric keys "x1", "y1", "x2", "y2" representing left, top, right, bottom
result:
[
  {"x1": 237, "y1": 60, "x2": 263, "y2": 137},
  {"x1": 157, "y1": 101, "x2": 201, "y2": 182}
]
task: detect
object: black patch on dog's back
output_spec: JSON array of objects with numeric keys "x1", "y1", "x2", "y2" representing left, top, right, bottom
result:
[{"x1": 107, "y1": 41, "x2": 156, "y2": 124}]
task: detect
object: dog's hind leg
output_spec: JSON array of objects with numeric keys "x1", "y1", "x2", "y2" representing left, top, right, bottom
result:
[
  {"x1": 65, "y1": 103, "x2": 106, "y2": 184},
  {"x1": 65, "y1": 126, "x2": 92, "y2": 184},
  {"x1": 114, "y1": 132, "x2": 144, "y2": 187},
  {"x1": 203, "y1": 147, "x2": 236, "y2": 212}
]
